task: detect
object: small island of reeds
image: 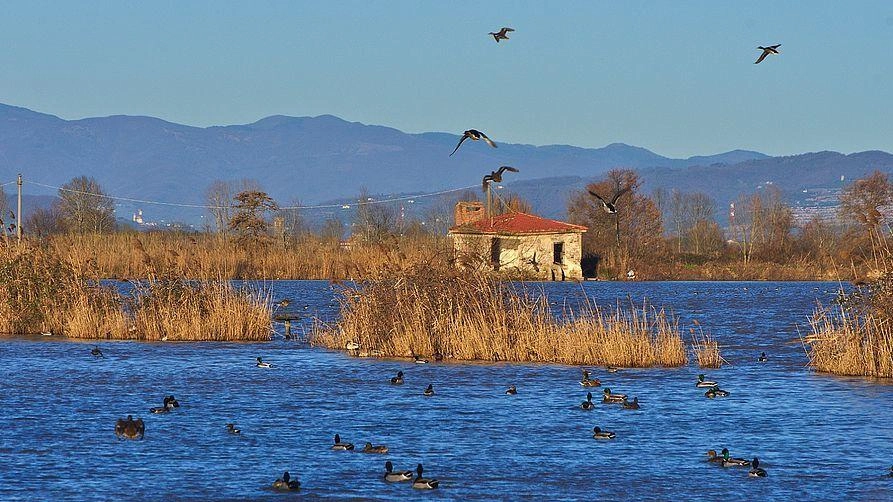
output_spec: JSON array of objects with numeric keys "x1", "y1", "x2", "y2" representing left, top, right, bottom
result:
[{"x1": 311, "y1": 265, "x2": 688, "y2": 367}]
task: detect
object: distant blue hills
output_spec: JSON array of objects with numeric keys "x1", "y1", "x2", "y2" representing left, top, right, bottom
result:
[{"x1": 1, "y1": 102, "x2": 891, "y2": 226}]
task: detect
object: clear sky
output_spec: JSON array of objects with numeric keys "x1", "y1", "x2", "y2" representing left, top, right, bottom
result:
[{"x1": 0, "y1": 1, "x2": 891, "y2": 157}]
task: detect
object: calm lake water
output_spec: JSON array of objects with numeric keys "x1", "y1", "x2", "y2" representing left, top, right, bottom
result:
[{"x1": 1, "y1": 281, "x2": 892, "y2": 501}]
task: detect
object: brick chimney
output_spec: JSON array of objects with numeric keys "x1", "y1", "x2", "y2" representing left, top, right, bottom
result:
[{"x1": 454, "y1": 201, "x2": 485, "y2": 226}]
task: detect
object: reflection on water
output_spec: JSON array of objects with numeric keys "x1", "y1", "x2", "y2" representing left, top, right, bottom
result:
[{"x1": 0, "y1": 281, "x2": 891, "y2": 501}]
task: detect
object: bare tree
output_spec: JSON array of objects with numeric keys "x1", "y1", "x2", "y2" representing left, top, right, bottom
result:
[
  {"x1": 24, "y1": 206, "x2": 63, "y2": 237},
  {"x1": 206, "y1": 180, "x2": 234, "y2": 235},
  {"x1": 57, "y1": 176, "x2": 115, "y2": 233},
  {"x1": 355, "y1": 188, "x2": 396, "y2": 243}
]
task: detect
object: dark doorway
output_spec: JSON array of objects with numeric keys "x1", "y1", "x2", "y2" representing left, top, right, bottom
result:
[
  {"x1": 581, "y1": 253, "x2": 600, "y2": 279},
  {"x1": 553, "y1": 242, "x2": 564, "y2": 264},
  {"x1": 490, "y1": 238, "x2": 501, "y2": 270}
]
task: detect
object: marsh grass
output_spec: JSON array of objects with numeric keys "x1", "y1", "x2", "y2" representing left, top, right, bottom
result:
[
  {"x1": 689, "y1": 321, "x2": 725, "y2": 368},
  {"x1": 52, "y1": 232, "x2": 450, "y2": 280},
  {"x1": 311, "y1": 265, "x2": 687, "y2": 367},
  {"x1": 0, "y1": 241, "x2": 271, "y2": 340},
  {"x1": 805, "y1": 307, "x2": 893, "y2": 378}
]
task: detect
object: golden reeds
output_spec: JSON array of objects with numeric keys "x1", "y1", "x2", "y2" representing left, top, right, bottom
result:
[
  {"x1": 689, "y1": 321, "x2": 724, "y2": 368},
  {"x1": 805, "y1": 307, "x2": 893, "y2": 378},
  {"x1": 50, "y1": 232, "x2": 450, "y2": 280},
  {"x1": 0, "y1": 242, "x2": 272, "y2": 341},
  {"x1": 311, "y1": 265, "x2": 688, "y2": 367}
]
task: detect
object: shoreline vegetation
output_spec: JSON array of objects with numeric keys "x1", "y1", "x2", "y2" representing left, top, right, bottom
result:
[
  {"x1": 0, "y1": 242, "x2": 271, "y2": 341},
  {"x1": 40, "y1": 232, "x2": 858, "y2": 282},
  {"x1": 805, "y1": 272, "x2": 893, "y2": 378},
  {"x1": 310, "y1": 265, "x2": 689, "y2": 367}
]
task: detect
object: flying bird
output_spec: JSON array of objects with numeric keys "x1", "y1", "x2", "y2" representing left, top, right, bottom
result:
[
  {"x1": 489, "y1": 27, "x2": 514, "y2": 43},
  {"x1": 754, "y1": 44, "x2": 781, "y2": 64},
  {"x1": 450, "y1": 129, "x2": 497, "y2": 157},
  {"x1": 482, "y1": 166, "x2": 519, "y2": 191},
  {"x1": 588, "y1": 186, "x2": 631, "y2": 214}
]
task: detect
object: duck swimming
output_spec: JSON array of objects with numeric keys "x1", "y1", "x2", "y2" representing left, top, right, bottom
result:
[
  {"x1": 581, "y1": 392, "x2": 595, "y2": 410},
  {"x1": 580, "y1": 370, "x2": 601, "y2": 387},
  {"x1": 384, "y1": 461, "x2": 414, "y2": 482},
  {"x1": 150, "y1": 396, "x2": 177, "y2": 414},
  {"x1": 592, "y1": 426, "x2": 616, "y2": 439},
  {"x1": 758, "y1": 352, "x2": 768, "y2": 362},
  {"x1": 748, "y1": 458, "x2": 767, "y2": 477},
  {"x1": 362, "y1": 442, "x2": 389, "y2": 454},
  {"x1": 332, "y1": 434, "x2": 354, "y2": 451},
  {"x1": 256, "y1": 357, "x2": 272, "y2": 368},
  {"x1": 91, "y1": 346, "x2": 104, "y2": 358},
  {"x1": 272, "y1": 471, "x2": 301, "y2": 491},
  {"x1": 412, "y1": 464, "x2": 439, "y2": 489},
  {"x1": 720, "y1": 448, "x2": 751, "y2": 467},
  {"x1": 606, "y1": 366, "x2": 620, "y2": 373},
  {"x1": 390, "y1": 371, "x2": 404, "y2": 385},
  {"x1": 602, "y1": 388, "x2": 627, "y2": 404},
  {"x1": 114, "y1": 415, "x2": 145, "y2": 440},
  {"x1": 706, "y1": 450, "x2": 724, "y2": 463},
  {"x1": 705, "y1": 386, "x2": 730, "y2": 398},
  {"x1": 696, "y1": 374, "x2": 717, "y2": 388},
  {"x1": 622, "y1": 396, "x2": 640, "y2": 410},
  {"x1": 506, "y1": 385, "x2": 517, "y2": 395},
  {"x1": 226, "y1": 423, "x2": 240, "y2": 434},
  {"x1": 424, "y1": 384, "x2": 435, "y2": 397},
  {"x1": 414, "y1": 355, "x2": 429, "y2": 364}
]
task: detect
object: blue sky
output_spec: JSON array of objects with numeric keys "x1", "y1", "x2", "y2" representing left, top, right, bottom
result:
[{"x1": 0, "y1": 1, "x2": 891, "y2": 157}]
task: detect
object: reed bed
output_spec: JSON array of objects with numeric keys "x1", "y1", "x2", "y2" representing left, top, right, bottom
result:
[
  {"x1": 311, "y1": 266, "x2": 687, "y2": 367},
  {"x1": 689, "y1": 322, "x2": 724, "y2": 369},
  {"x1": 0, "y1": 241, "x2": 271, "y2": 340},
  {"x1": 805, "y1": 308, "x2": 893, "y2": 378},
  {"x1": 51, "y1": 232, "x2": 450, "y2": 280}
]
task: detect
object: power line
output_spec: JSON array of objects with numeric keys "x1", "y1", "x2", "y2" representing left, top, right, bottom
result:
[{"x1": 23, "y1": 180, "x2": 481, "y2": 211}]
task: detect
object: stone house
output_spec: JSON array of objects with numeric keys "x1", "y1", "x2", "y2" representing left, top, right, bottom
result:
[{"x1": 448, "y1": 202, "x2": 587, "y2": 281}]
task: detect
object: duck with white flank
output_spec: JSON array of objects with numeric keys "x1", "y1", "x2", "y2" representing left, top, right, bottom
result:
[
  {"x1": 749, "y1": 458, "x2": 767, "y2": 477},
  {"x1": 255, "y1": 357, "x2": 272, "y2": 368},
  {"x1": 696, "y1": 374, "x2": 717, "y2": 388},
  {"x1": 390, "y1": 371, "x2": 405, "y2": 385},
  {"x1": 602, "y1": 388, "x2": 627, "y2": 404},
  {"x1": 704, "y1": 386, "x2": 730, "y2": 398},
  {"x1": 226, "y1": 423, "x2": 240, "y2": 434},
  {"x1": 424, "y1": 384, "x2": 435, "y2": 397},
  {"x1": 412, "y1": 464, "x2": 440, "y2": 489},
  {"x1": 384, "y1": 461, "x2": 413, "y2": 482},
  {"x1": 580, "y1": 369, "x2": 601, "y2": 387},
  {"x1": 505, "y1": 385, "x2": 517, "y2": 395},
  {"x1": 331, "y1": 434, "x2": 354, "y2": 451},
  {"x1": 720, "y1": 448, "x2": 751, "y2": 467},
  {"x1": 592, "y1": 426, "x2": 616, "y2": 439}
]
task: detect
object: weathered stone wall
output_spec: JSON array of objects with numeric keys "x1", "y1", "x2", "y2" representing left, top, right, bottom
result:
[{"x1": 450, "y1": 231, "x2": 584, "y2": 281}]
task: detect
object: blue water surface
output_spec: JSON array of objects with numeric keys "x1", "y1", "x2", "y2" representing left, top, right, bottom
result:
[{"x1": 0, "y1": 281, "x2": 891, "y2": 501}]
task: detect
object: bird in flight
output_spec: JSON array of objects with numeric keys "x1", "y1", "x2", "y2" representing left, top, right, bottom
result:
[
  {"x1": 489, "y1": 27, "x2": 514, "y2": 43},
  {"x1": 754, "y1": 44, "x2": 781, "y2": 64},
  {"x1": 482, "y1": 166, "x2": 519, "y2": 192},
  {"x1": 588, "y1": 186, "x2": 631, "y2": 214},
  {"x1": 450, "y1": 129, "x2": 497, "y2": 156}
]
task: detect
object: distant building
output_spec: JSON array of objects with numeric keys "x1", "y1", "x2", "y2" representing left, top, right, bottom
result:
[
  {"x1": 132, "y1": 209, "x2": 144, "y2": 225},
  {"x1": 448, "y1": 201, "x2": 587, "y2": 281}
]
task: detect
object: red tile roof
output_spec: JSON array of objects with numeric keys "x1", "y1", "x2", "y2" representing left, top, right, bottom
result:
[{"x1": 449, "y1": 212, "x2": 587, "y2": 235}]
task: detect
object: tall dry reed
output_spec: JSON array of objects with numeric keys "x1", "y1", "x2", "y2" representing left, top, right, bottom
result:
[
  {"x1": 689, "y1": 321, "x2": 724, "y2": 368},
  {"x1": 311, "y1": 266, "x2": 687, "y2": 367},
  {"x1": 50, "y1": 232, "x2": 450, "y2": 280},
  {"x1": 0, "y1": 241, "x2": 272, "y2": 340},
  {"x1": 805, "y1": 307, "x2": 893, "y2": 378}
]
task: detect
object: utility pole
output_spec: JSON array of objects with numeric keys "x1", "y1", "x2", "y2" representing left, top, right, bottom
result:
[{"x1": 16, "y1": 173, "x2": 22, "y2": 242}]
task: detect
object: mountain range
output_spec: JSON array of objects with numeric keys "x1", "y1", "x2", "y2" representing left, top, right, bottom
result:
[{"x1": 1, "y1": 102, "x2": 891, "y2": 227}]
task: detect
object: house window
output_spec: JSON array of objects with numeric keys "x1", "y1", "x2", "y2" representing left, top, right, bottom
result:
[{"x1": 553, "y1": 242, "x2": 564, "y2": 264}]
